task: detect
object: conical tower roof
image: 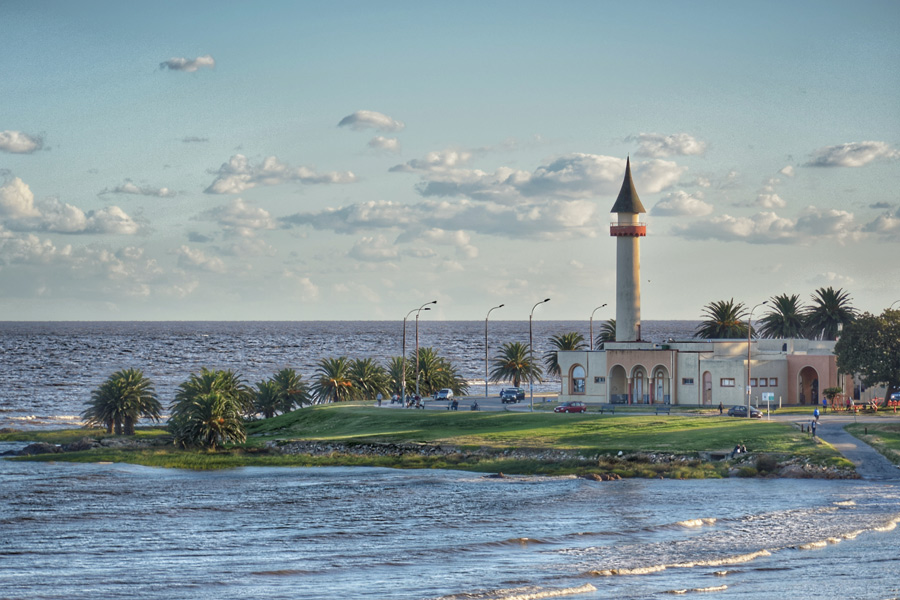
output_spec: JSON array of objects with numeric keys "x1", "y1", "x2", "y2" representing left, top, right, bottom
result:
[{"x1": 610, "y1": 157, "x2": 646, "y2": 214}]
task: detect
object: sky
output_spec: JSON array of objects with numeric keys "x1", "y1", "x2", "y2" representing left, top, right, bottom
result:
[{"x1": 1, "y1": 0, "x2": 899, "y2": 322}]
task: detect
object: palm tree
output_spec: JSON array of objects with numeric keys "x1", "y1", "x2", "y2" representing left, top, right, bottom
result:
[
  {"x1": 310, "y1": 357, "x2": 355, "y2": 403},
  {"x1": 349, "y1": 358, "x2": 390, "y2": 401},
  {"x1": 385, "y1": 356, "x2": 407, "y2": 397},
  {"x1": 543, "y1": 332, "x2": 586, "y2": 378},
  {"x1": 758, "y1": 294, "x2": 807, "y2": 339},
  {"x1": 171, "y1": 391, "x2": 246, "y2": 450},
  {"x1": 412, "y1": 347, "x2": 469, "y2": 397},
  {"x1": 490, "y1": 341, "x2": 542, "y2": 387},
  {"x1": 253, "y1": 380, "x2": 282, "y2": 419},
  {"x1": 595, "y1": 318, "x2": 616, "y2": 349},
  {"x1": 695, "y1": 299, "x2": 748, "y2": 339},
  {"x1": 172, "y1": 368, "x2": 255, "y2": 418},
  {"x1": 82, "y1": 369, "x2": 162, "y2": 435},
  {"x1": 271, "y1": 367, "x2": 309, "y2": 412},
  {"x1": 805, "y1": 286, "x2": 857, "y2": 341}
]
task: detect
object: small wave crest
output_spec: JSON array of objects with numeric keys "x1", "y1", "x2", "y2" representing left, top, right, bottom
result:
[
  {"x1": 675, "y1": 518, "x2": 717, "y2": 528},
  {"x1": 433, "y1": 583, "x2": 597, "y2": 600},
  {"x1": 833, "y1": 500, "x2": 856, "y2": 507},
  {"x1": 664, "y1": 585, "x2": 728, "y2": 595},
  {"x1": 588, "y1": 550, "x2": 772, "y2": 577}
]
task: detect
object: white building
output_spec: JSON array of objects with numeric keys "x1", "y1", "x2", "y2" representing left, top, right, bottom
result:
[{"x1": 557, "y1": 160, "x2": 853, "y2": 408}]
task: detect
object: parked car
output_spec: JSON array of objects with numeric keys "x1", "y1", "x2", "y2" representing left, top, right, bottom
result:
[
  {"x1": 435, "y1": 388, "x2": 453, "y2": 400},
  {"x1": 500, "y1": 387, "x2": 525, "y2": 403},
  {"x1": 726, "y1": 405, "x2": 763, "y2": 419},
  {"x1": 554, "y1": 401, "x2": 587, "y2": 413}
]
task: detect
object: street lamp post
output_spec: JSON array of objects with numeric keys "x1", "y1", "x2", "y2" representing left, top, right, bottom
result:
[
  {"x1": 529, "y1": 298, "x2": 551, "y2": 412},
  {"x1": 401, "y1": 308, "x2": 419, "y2": 408},
  {"x1": 485, "y1": 304, "x2": 504, "y2": 399},
  {"x1": 890, "y1": 300, "x2": 900, "y2": 309},
  {"x1": 747, "y1": 301, "x2": 768, "y2": 418},
  {"x1": 415, "y1": 300, "x2": 437, "y2": 398},
  {"x1": 589, "y1": 303, "x2": 608, "y2": 351}
]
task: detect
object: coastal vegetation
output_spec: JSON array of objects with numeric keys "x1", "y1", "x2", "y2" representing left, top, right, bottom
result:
[
  {"x1": 4, "y1": 405, "x2": 850, "y2": 477},
  {"x1": 835, "y1": 309, "x2": 900, "y2": 403},
  {"x1": 81, "y1": 368, "x2": 162, "y2": 435},
  {"x1": 594, "y1": 318, "x2": 616, "y2": 348},
  {"x1": 696, "y1": 287, "x2": 859, "y2": 341},
  {"x1": 490, "y1": 341, "x2": 542, "y2": 387}
]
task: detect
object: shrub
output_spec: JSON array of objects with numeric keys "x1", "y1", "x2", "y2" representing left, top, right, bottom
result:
[{"x1": 737, "y1": 466, "x2": 758, "y2": 478}]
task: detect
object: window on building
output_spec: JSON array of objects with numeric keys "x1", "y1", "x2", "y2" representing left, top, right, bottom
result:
[
  {"x1": 720, "y1": 378, "x2": 736, "y2": 387},
  {"x1": 750, "y1": 378, "x2": 757, "y2": 387},
  {"x1": 759, "y1": 378, "x2": 768, "y2": 387},
  {"x1": 769, "y1": 377, "x2": 778, "y2": 386},
  {"x1": 572, "y1": 365, "x2": 586, "y2": 394},
  {"x1": 682, "y1": 377, "x2": 694, "y2": 385},
  {"x1": 594, "y1": 376, "x2": 606, "y2": 384}
]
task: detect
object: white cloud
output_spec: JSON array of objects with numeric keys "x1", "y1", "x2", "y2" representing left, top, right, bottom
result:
[
  {"x1": 389, "y1": 149, "x2": 472, "y2": 173},
  {"x1": 1, "y1": 177, "x2": 139, "y2": 235},
  {"x1": 807, "y1": 271, "x2": 854, "y2": 287},
  {"x1": 862, "y1": 210, "x2": 900, "y2": 240},
  {"x1": 337, "y1": 110, "x2": 405, "y2": 132},
  {"x1": 159, "y1": 54, "x2": 215, "y2": 72},
  {"x1": 651, "y1": 190, "x2": 713, "y2": 217},
  {"x1": 197, "y1": 197, "x2": 276, "y2": 233},
  {"x1": 794, "y1": 206, "x2": 858, "y2": 242},
  {"x1": 368, "y1": 136, "x2": 401, "y2": 153},
  {"x1": 806, "y1": 141, "x2": 899, "y2": 167},
  {"x1": 398, "y1": 228, "x2": 479, "y2": 259},
  {"x1": 779, "y1": 165, "x2": 795, "y2": 177},
  {"x1": 347, "y1": 235, "x2": 399, "y2": 262},
  {"x1": 282, "y1": 196, "x2": 600, "y2": 242},
  {"x1": 673, "y1": 206, "x2": 859, "y2": 245},
  {"x1": 403, "y1": 153, "x2": 684, "y2": 203},
  {"x1": 174, "y1": 245, "x2": 226, "y2": 273},
  {"x1": 282, "y1": 270, "x2": 320, "y2": 301},
  {"x1": 0, "y1": 131, "x2": 43, "y2": 154},
  {"x1": 672, "y1": 212, "x2": 797, "y2": 244},
  {"x1": 0, "y1": 178, "x2": 41, "y2": 218},
  {"x1": 629, "y1": 132, "x2": 706, "y2": 158},
  {"x1": 204, "y1": 154, "x2": 357, "y2": 194},
  {"x1": 101, "y1": 181, "x2": 176, "y2": 198}
]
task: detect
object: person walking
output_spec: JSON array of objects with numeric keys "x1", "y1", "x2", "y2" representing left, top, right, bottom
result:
[
  {"x1": 813, "y1": 407, "x2": 820, "y2": 422},
  {"x1": 718, "y1": 402, "x2": 723, "y2": 415},
  {"x1": 811, "y1": 419, "x2": 817, "y2": 438}
]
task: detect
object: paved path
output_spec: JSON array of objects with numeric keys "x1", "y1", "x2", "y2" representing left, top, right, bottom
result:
[{"x1": 806, "y1": 417, "x2": 900, "y2": 480}]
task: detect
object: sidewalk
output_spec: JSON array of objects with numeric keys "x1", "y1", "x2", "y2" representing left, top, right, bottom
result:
[{"x1": 811, "y1": 418, "x2": 900, "y2": 480}]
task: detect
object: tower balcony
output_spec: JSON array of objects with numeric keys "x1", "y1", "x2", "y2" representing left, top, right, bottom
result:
[{"x1": 610, "y1": 222, "x2": 647, "y2": 237}]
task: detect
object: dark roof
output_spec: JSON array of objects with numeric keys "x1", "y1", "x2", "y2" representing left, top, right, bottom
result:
[{"x1": 610, "y1": 157, "x2": 646, "y2": 214}]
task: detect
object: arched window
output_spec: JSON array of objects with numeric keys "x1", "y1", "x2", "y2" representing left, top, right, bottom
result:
[{"x1": 571, "y1": 365, "x2": 586, "y2": 394}]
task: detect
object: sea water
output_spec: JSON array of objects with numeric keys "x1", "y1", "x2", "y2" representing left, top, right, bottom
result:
[{"x1": 0, "y1": 451, "x2": 898, "y2": 600}]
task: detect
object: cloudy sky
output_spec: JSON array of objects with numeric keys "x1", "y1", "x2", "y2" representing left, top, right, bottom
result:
[{"x1": 2, "y1": 1, "x2": 899, "y2": 321}]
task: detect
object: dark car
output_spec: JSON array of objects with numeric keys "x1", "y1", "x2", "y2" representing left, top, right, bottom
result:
[
  {"x1": 500, "y1": 387, "x2": 525, "y2": 403},
  {"x1": 554, "y1": 401, "x2": 587, "y2": 413},
  {"x1": 727, "y1": 405, "x2": 763, "y2": 419}
]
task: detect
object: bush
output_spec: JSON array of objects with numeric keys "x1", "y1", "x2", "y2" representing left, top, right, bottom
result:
[
  {"x1": 737, "y1": 466, "x2": 758, "y2": 478},
  {"x1": 756, "y1": 454, "x2": 779, "y2": 474}
]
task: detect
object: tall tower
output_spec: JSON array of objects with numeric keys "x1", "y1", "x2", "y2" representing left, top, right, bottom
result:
[{"x1": 610, "y1": 157, "x2": 646, "y2": 342}]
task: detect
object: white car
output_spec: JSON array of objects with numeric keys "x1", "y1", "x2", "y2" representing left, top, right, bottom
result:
[{"x1": 435, "y1": 388, "x2": 453, "y2": 400}]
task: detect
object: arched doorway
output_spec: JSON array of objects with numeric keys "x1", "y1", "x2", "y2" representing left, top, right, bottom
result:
[
  {"x1": 703, "y1": 371, "x2": 712, "y2": 405},
  {"x1": 652, "y1": 366, "x2": 671, "y2": 404},
  {"x1": 609, "y1": 365, "x2": 628, "y2": 404},
  {"x1": 799, "y1": 367, "x2": 819, "y2": 406},
  {"x1": 632, "y1": 366, "x2": 649, "y2": 404}
]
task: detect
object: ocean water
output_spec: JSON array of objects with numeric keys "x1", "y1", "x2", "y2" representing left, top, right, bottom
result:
[
  {"x1": 0, "y1": 320, "x2": 698, "y2": 430},
  {"x1": 0, "y1": 451, "x2": 898, "y2": 600}
]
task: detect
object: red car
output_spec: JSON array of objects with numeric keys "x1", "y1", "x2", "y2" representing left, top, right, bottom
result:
[{"x1": 554, "y1": 401, "x2": 587, "y2": 413}]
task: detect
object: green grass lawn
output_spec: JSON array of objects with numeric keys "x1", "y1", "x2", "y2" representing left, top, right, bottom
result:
[
  {"x1": 246, "y1": 404, "x2": 833, "y2": 460},
  {"x1": 2, "y1": 405, "x2": 846, "y2": 474}
]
